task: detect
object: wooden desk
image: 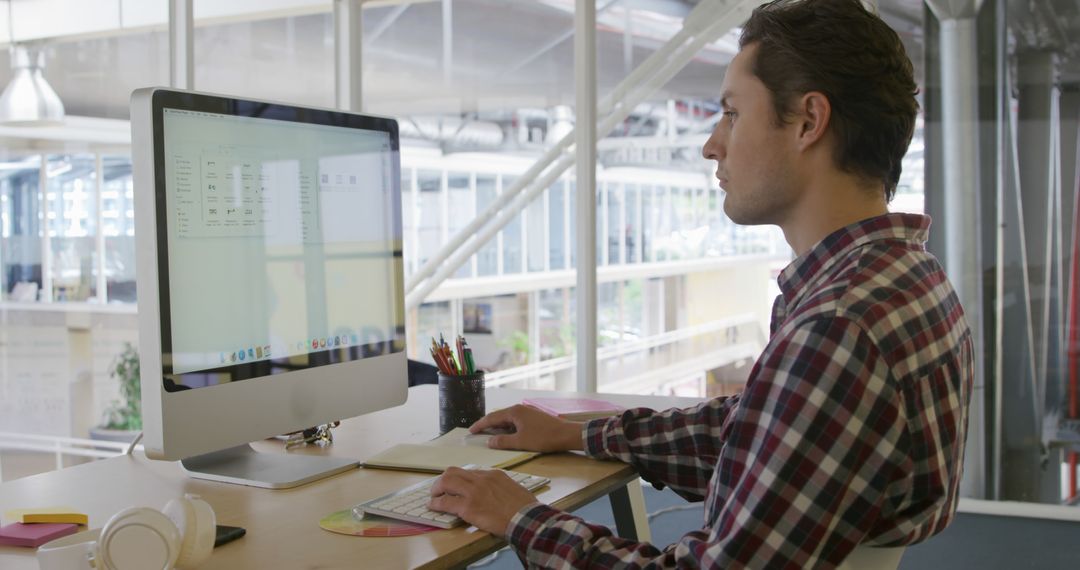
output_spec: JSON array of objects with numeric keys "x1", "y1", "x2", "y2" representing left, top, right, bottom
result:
[{"x1": 1, "y1": 386, "x2": 700, "y2": 569}]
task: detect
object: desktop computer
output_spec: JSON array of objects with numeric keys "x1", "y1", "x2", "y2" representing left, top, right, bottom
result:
[{"x1": 130, "y1": 88, "x2": 408, "y2": 488}]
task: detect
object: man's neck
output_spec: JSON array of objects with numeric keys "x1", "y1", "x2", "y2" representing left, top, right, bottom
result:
[{"x1": 780, "y1": 174, "x2": 889, "y2": 257}]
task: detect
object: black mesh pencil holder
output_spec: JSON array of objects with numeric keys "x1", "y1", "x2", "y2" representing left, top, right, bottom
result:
[{"x1": 438, "y1": 371, "x2": 485, "y2": 434}]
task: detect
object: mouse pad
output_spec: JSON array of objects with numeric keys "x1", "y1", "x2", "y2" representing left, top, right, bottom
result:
[{"x1": 319, "y1": 509, "x2": 440, "y2": 537}]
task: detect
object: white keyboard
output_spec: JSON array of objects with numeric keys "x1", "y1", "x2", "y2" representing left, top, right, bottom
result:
[{"x1": 353, "y1": 469, "x2": 550, "y2": 529}]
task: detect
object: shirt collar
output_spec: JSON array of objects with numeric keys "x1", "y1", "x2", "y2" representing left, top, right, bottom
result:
[{"x1": 777, "y1": 213, "x2": 931, "y2": 305}]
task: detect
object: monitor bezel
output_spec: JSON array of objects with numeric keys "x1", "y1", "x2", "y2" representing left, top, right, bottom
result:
[{"x1": 132, "y1": 87, "x2": 409, "y2": 463}]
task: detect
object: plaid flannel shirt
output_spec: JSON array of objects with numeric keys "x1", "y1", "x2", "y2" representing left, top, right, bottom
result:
[{"x1": 505, "y1": 213, "x2": 973, "y2": 569}]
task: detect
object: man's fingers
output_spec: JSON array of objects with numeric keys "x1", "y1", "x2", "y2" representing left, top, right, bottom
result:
[
  {"x1": 428, "y1": 493, "x2": 465, "y2": 515},
  {"x1": 487, "y1": 433, "x2": 521, "y2": 450},
  {"x1": 431, "y1": 466, "x2": 476, "y2": 497},
  {"x1": 469, "y1": 408, "x2": 515, "y2": 433}
]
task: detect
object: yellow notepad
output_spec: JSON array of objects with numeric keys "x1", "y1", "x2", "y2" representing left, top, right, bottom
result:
[
  {"x1": 362, "y1": 428, "x2": 538, "y2": 473},
  {"x1": 4, "y1": 507, "x2": 88, "y2": 525}
]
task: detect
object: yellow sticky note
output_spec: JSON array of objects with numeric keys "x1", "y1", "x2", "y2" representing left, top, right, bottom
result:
[{"x1": 4, "y1": 507, "x2": 88, "y2": 525}]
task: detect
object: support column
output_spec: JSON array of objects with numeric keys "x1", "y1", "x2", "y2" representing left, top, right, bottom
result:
[
  {"x1": 334, "y1": 0, "x2": 363, "y2": 112},
  {"x1": 975, "y1": 0, "x2": 1006, "y2": 500},
  {"x1": 168, "y1": 0, "x2": 193, "y2": 90},
  {"x1": 442, "y1": 0, "x2": 452, "y2": 87},
  {"x1": 925, "y1": 0, "x2": 987, "y2": 499},
  {"x1": 575, "y1": 0, "x2": 598, "y2": 393},
  {"x1": 1007, "y1": 50, "x2": 1062, "y2": 503},
  {"x1": 1060, "y1": 87, "x2": 1079, "y2": 293}
]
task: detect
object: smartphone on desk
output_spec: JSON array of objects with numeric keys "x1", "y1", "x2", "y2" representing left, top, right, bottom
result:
[{"x1": 214, "y1": 524, "x2": 246, "y2": 548}]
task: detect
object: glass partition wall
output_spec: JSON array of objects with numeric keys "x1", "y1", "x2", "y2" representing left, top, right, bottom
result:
[{"x1": 0, "y1": 152, "x2": 133, "y2": 305}]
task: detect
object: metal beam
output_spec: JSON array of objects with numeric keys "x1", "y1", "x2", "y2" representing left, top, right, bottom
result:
[
  {"x1": 334, "y1": 0, "x2": 363, "y2": 112},
  {"x1": 576, "y1": 0, "x2": 598, "y2": 393},
  {"x1": 168, "y1": 0, "x2": 193, "y2": 90},
  {"x1": 926, "y1": 0, "x2": 988, "y2": 500},
  {"x1": 442, "y1": 0, "x2": 452, "y2": 86},
  {"x1": 366, "y1": 3, "x2": 409, "y2": 46},
  {"x1": 503, "y1": 0, "x2": 620, "y2": 77}
]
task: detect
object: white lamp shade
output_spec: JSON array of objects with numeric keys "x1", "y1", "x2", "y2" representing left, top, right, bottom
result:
[{"x1": 0, "y1": 46, "x2": 65, "y2": 126}]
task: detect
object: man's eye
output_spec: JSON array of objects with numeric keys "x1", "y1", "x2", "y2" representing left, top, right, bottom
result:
[{"x1": 722, "y1": 111, "x2": 736, "y2": 121}]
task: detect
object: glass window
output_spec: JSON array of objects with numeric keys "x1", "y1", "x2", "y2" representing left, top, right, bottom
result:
[
  {"x1": 597, "y1": 281, "x2": 621, "y2": 347},
  {"x1": 0, "y1": 154, "x2": 42, "y2": 301},
  {"x1": 526, "y1": 189, "x2": 546, "y2": 273},
  {"x1": 607, "y1": 182, "x2": 623, "y2": 265},
  {"x1": 642, "y1": 185, "x2": 654, "y2": 263},
  {"x1": 400, "y1": 169, "x2": 416, "y2": 275},
  {"x1": 501, "y1": 175, "x2": 523, "y2": 275},
  {"x1": 597, "y1": 182, "x2": 606, "y2": 265},
  {"x1": 625, "y1": 183, "x2": 640, "y2": 263},
  {"x1": 416, "y1": 170, "x2": 442, "y2": 268},
  {"x1": 548, "y1": 180, "x2": 566, "y2": 270},
  {"x1": 102, "y1": 156, "x2": 136, "y2": 303},
  {"x1": 476, "y1": 175, "x2": 498, "y2": 276},
  {"x1": 447, "y1": 172, "x2": 472, "y2": 278},
  {"x1": 538, "y1": 287, "x2": 573, "y2": 361},
  {"x1": 46, "y1": 155, "x2": 97, "y2": 302},
  {"x1": 415, "y1": 301, "x2": 452, "y2": 367}
]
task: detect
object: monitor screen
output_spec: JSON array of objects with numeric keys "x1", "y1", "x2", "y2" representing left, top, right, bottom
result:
[
  {"x1": 156, "y1": 99, "x2": 405, "y2": 389},
  {"x1": 134, "y1": 89, "x2": 408, "y2": 483}
]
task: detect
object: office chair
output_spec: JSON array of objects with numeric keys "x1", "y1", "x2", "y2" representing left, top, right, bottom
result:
[
  {"x1": 407, "y1": 359, "x2": 439, "y2": 387},
  {"x1": 836, "y1": 545, "x2": 906, "y2": 570}
]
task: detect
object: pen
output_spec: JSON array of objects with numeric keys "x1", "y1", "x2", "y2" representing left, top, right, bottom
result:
[
  {"x1": 456, "y1": 336, "x2": 466, "y2": 373},
  {"x1": 464, "y1": 347, "x2": 475, "y2": 374}
]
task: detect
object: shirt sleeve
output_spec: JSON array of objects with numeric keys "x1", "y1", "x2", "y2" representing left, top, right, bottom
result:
[
  {"x1": 581, "y1": 396, "x2": 740, "y2": 501},
  {"x1": 505, "y1": 316, "x2": 909, "y2": 569}
]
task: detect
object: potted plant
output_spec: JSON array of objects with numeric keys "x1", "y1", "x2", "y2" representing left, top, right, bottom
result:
[{"x1": 89, "y1": 342, "x2": 142, "y2": 443}]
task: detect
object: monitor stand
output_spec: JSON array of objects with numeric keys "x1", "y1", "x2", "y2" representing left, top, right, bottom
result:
[{"x1": 180, "y1": 444, "x2": 358, "y2": 489}]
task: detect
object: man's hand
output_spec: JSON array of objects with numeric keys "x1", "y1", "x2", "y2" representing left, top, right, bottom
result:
[
  {"x1": 469, "y1": 404, "x2": 584, "y2": 452},
  {"x1": 428, "y1": 467, "x2": 540, "y2": 535}
]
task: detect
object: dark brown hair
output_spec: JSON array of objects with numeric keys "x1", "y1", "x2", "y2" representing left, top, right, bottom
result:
[{"x1": 739, "y1": 0, "x2": 918, "y2": 202}]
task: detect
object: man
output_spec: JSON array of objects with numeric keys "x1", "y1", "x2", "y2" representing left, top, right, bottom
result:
[{"x1": 429, "y1": 0, "x2": 974, "y2": 567}]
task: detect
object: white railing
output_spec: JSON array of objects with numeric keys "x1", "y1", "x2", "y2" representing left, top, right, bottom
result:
[
  {"x1": 486, "y1": 312, "x2": 760, "y2": 388},
  {"x1": 0, "y1": 432, "x2": 132, "y2": 481}
]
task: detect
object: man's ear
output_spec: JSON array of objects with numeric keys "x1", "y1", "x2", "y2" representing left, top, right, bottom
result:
[{"x1": 793, "y1": 91, "x2": 831, "y2": 151}]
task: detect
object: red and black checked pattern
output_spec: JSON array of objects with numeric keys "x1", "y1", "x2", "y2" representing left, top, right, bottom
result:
[{"x1": 505, "y1": 213, "x2": 974, "y2": 569}]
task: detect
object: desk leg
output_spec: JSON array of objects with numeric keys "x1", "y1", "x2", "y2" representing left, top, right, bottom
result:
[{"x1": 609, "y1": 478, "x2": 652, "y2": 542}]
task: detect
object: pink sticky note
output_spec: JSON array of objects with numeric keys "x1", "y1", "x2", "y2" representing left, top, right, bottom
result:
[{"x1": 0, "y1": 522, "x2": 79, "y2": 548}]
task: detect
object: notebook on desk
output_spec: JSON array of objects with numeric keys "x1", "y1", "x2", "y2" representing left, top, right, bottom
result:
[
  {"x1": 522, "y1": 396, "x2": 625, "y2": 421},
  {"x1": 362, "y1": 428, "x2": 538, "y2": 473}
]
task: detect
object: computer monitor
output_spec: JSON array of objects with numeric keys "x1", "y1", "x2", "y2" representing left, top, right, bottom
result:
[{"x1": 130, "y1": 88, "x2": 407, "y2": 489}]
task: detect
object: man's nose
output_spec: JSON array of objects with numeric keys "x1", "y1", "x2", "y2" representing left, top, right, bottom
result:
[{"x1": 702, "y1": 128, "x2": 724, "y2": 161}]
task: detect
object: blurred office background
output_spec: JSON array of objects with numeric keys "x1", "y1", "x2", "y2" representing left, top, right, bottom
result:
[{"x1": 0, "y1": 0, "x2": 1078, "y2": 557}]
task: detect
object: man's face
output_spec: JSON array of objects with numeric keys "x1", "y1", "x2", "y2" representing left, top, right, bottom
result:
[{"x1": 702, "y1": 43, "x2": 800, "y2": 226}]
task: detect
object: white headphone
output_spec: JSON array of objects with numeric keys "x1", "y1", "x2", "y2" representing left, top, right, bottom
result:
[{"x1": 36, "y1": 494, "x2": 216, "y2": 570}]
